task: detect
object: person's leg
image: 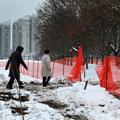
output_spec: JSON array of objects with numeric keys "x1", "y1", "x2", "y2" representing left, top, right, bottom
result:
[
  {"x1": 46, "y1": 76, "x2": 51, "y2": 85},
  {"x1": 6, "y1": 77, "x2": 15, "y2": 89},
  {"x1": 19, "y1": 80, "x2": 23, "y2": 85},
  {"x1": 43, "y1": 76, "x2": 47, "y2": 87},
  {"x1": 16, "y1": 75, "x2": 24, "y2": 88}
]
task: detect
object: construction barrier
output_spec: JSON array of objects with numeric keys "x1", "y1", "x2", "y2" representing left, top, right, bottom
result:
[
  {"x1": 19, "y1": 60, "x2": 41, "y2": 79},
  {"x1": 67, "y1": 47, "x2": 84, "y2": 82},
  {"x1": 0, "y1": 47, "x2": 84, "y2": 83},
  {"x1": 96, "y1": 56, "x2": 120, "y2": 96},
  {"x1": 0, "y1": 59, "x2": 78, "y2": 80}
]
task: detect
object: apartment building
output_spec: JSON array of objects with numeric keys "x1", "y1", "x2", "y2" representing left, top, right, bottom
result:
[
  {"x1": 0, "y1": 22, "x2": 11, "y2": 58},
  {"x1": 12, "y1": 15, "x2": 37, "y2": 57}
]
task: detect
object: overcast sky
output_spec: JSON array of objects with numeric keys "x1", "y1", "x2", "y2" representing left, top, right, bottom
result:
[{"x1": 0, "y1": 0, "x2": 44, "y2": 23}]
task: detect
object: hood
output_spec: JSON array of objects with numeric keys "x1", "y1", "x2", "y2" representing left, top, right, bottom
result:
[{"x1": 16, "y1": 46, "x2": 24, "y2": 54}]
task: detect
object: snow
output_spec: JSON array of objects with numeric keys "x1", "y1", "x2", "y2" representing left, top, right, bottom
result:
[
  {"x1": 82, "y1": 64, "x2": 99, "y2": 81},
  {"x1": 52, "y1": 83, "x2": 120, "y2": 120},
  {"x1": 0, "y1": 64, "x2": 120, "y2": 120}
]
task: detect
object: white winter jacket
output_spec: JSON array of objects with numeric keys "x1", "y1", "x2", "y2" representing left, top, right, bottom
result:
[{"x1": 41, "y1": 54, "x2": 52, "y2": 77}]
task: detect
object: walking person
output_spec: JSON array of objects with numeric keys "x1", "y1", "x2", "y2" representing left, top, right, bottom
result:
[
  {"x1": 41, "y1": 49, "x2": 52, "y2": 87},
  {"x1": 5, "y1": 46, "x2": 28, "y2": 89}
]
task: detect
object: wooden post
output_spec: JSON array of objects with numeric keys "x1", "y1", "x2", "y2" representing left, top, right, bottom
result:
[{"x1": 84, "y1": 80, "x2": 88, "y2": 90}]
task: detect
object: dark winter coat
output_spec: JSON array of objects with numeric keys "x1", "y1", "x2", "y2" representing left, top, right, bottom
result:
[{"x1": 5, "y1": 46, "x2": 27, "y2": 80}]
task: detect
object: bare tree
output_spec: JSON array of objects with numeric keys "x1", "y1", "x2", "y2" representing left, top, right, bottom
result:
[{"x1": 35, "y1": 0, "x2": 120, "y2": 60}]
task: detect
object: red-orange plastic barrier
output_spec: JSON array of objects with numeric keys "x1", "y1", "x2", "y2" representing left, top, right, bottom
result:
[
  {"x1": 67, "y1": 47, "x2": 84, "y2": 82},
  {"x1": 0, "y1": 49, "x2": 84, "y2": 82},
  {"x1": 52, "y1": 57, "x2": 77, "y2": 78},
  {"x1": 96, "y1": 56, "x2": 120, "y2": 97},
  {"x1": 20, "y1": 60, "x2": 42, "y2": 79}
]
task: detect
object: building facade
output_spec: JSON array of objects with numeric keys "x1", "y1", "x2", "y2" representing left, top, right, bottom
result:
[
  {"x1": 12, "y1": 15, "x2": 37, "y2": 58},
  {"x1": 0, "y1": 22, "x2": 11, "y2": 58},
  {"x1": 12, "y1": 16, "x2": 30, "y2": 55}
]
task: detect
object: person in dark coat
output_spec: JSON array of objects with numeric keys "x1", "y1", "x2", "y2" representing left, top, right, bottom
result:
[{"x1": 5, "y1": 46, "x2": 28, "y2": 89}]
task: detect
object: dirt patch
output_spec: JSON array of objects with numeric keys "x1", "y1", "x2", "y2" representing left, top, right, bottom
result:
[
  {"x1": 0, "y1": 92, "x2": 14, "y2": 101},
  {"x1": 11, "y1": 106, "x2": 28, "y2": 115},
  {"x1": 99, "y1": 104, "x2": 105, "y2": 107},
  {"x1": 25, "y1": 79, "x2": 72, "y2": 92},
  {"x1": 13, "y1": 95, "x2": 29, "y2": 102},
  {"x1": 113, "y1": 95, "x2": 120, "y2": 100},
  {"x1": 30, "y1": 81, "x2": 42, "y2": 85},
  {"x1": 65, "y1": 114, "x2": 88, "y2": 120},
  {"x1": 0, "y1": 92, "x2": 29, "y2": 102},
  {"x1": 41, "y1": 100, "x2": 68, "y2": 109}
]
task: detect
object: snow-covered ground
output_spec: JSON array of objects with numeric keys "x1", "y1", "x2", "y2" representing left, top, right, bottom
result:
[{"x1": 0, "y1": 64, "x2": 120, "y2": 120}]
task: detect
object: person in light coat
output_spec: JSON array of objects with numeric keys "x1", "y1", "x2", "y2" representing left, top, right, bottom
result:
[{"x1": 41, "y1": 49, "x2": 52, "y2": 86}]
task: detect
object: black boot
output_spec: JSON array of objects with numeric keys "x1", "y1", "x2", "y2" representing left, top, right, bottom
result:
[
  {"x1": 43, "y1": 77, "x2": 47, "y2": 87},
  {"x1": 6, "y1": 77, "x2": 14, "y2": 89},
  {"x1": 18, "y1": 80, "x2": 24, "y2": 89},
  {"x1": 20, "y1": 81, "x2": 23, "y2": 85},
  {"x1": 19, "y1": 82, "x2": 24, "y2": 89},
  {"x1": 6, "y1": 85, "x2": 12, "y2": 89},
  {"x1": 19, "y1": 85, "x2": 24, "y2": 89}
]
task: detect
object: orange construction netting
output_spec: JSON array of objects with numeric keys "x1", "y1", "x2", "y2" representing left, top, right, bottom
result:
[
  {"x1": 96, "y1": 56, "x2": 120, "y2": 96},
  {"x1": 0, "y1": 47, "x2": 84, "y2": 83},
  {"x1": 67, "y1": 47, "x2": 84, "y2": 82}
]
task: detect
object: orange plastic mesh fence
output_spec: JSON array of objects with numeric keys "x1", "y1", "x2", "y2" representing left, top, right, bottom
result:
[
  {"x1": 67, "y1": 47, "x2": 84, "y2": 82},
  {"x1": 0, "y1": 58, "x2": 79, "y2": 80},
  {"x1": 96, "y1": 56, "x2": 120, "y2": 96},
  {"x1": 0, "y1": 47, "x2": 84, "y2": 83}
]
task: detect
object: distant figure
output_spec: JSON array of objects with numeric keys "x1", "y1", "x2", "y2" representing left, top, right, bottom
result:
[
  {"x1": 5, "y1": 46, "x2": 28, "y2": 89},
  {"x1": 41, "y1": 49, "x2": 52, "y2": 87}
]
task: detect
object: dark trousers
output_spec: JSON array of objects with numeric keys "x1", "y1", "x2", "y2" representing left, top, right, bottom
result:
[
  {"x1": 43, "y1": 76, "x2": 51, "y2": 87},
  {"x1": 7, "y1": 76, "x2": 23, "y2": 88}
]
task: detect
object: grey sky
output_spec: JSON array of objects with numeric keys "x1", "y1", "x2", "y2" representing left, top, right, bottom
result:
[{"x1": 0, "y1": 0, "x2": 44, "y2": 23}]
